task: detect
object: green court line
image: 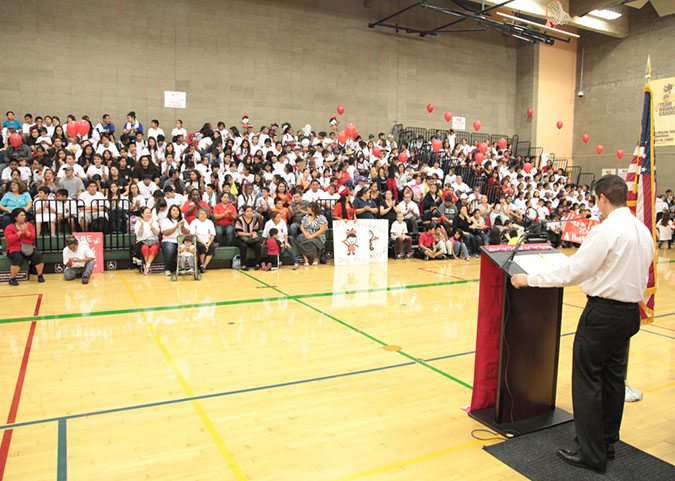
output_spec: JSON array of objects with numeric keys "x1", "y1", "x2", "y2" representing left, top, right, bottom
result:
[
  {"x1": 0, "y1": 278, "x2": 479, "y2": 326},
  {"x1": 237, "y1": 270, "x2": 474, "y2": 390}
]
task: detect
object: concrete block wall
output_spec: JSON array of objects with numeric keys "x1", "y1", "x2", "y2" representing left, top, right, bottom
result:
[
  {"x1": 573, "y1": 3, "x2": 675, "y2": 191},
  {"x1": 0, "y1": 0, "x2": 519, "y2": 139}
]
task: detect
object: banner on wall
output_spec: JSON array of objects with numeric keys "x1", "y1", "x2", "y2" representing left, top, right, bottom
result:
[
  {"x1": 652, "y1": 76, "x2": 675, "y2": 146},
  {"x1": 332, "y1": 220, "x2": 389, "y2": 265},
  {"x1": 73, "y1": 232, "x2": 104, "y2": 273},
  {"x1": 561, "y1": 218, "x2": 600, "y2": 244},
  {"x1": 452, "y1": 116, "x2": 466, "y2": 130}
]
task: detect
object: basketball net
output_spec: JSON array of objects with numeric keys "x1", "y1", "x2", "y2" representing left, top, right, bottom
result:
[{"x1": 546, "y1": 0, "x2": 571, "y2": 28}]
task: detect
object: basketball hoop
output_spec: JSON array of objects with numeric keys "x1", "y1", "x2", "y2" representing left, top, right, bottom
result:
[{"x1": 546, "y1": 0, "x2": 572, "y2": 28}]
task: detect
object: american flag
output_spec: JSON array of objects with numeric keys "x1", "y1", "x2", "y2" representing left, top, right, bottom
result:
[{"x1": 626, "y1": 86, "x2": 657, "y2": 324}]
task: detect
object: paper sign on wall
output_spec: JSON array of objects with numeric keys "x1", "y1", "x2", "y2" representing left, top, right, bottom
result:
[
  {"x1": 164, "y1": 91, "x2": 186, "y2": 109},
  {"x1": 617, "y1": 168, "x2": 629, "y2": 180},
  {"x1": 452, "y1": 116, "x2": 466, "y2": 130},
  {"x1": 74, "y1": 232, "x2": 104, "y2": 273},
  {"x1": 602, "y1": 168, "x2": 616, "y2": 176},
  {"x1": 652, "y1": 76, "x2": 675, "y2": 146}
]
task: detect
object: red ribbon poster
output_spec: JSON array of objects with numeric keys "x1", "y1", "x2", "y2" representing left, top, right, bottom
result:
[
  {"x1": 73, "y1": 232, "x2": 104, "y2": 273},
  {"x1": 561, "y1": 218, "x2": 600, "y2": 244}
]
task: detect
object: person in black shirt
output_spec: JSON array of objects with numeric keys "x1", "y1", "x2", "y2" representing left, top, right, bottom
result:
[
  {"x1": 378, "y1": 190, "x2": 400, "y2": 227},
  {"x1": 354, "y1": 187, "x2": 378, "y2": 219}
]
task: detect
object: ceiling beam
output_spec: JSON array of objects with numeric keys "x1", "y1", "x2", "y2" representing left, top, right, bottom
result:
[{"x1": 569, "y1": 0, "x2": 624, "y2": 18}]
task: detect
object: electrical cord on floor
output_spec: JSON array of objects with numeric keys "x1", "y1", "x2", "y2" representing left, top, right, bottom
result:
[{"x1": 471, "y1": 428, "x2": 519, "y2": 441}]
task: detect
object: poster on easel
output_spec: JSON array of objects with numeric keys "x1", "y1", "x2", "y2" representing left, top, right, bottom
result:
[{"x1": 74, "y1": 232, "x2": 104, "y2": 273}]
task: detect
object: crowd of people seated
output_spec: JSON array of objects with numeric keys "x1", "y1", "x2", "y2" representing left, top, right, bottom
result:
[{"x1": 2, "y1": 109, "x2": 674, "y2": 283}]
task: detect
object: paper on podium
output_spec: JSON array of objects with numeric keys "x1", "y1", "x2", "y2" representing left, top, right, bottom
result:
[{"x1": 514, "y1": 252, "x2": 568, "y2": 275}]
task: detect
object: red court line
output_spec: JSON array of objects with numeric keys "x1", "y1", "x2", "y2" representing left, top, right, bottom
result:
[
  {"x1": 0, "y1": 298, "x2": 40, "y2": 479},
  {"x1": 33, "y1": 294, "x2": 42, "y2": 317},
  {"x1": 417, "y1": 267, "x2": 465, "y2": 281},
  {"x1": 563, "y1": 303, "x2": 584, "y2": 309},
  {"x1": 651, "y1": 324, "x2": 675, "y2": 333}
]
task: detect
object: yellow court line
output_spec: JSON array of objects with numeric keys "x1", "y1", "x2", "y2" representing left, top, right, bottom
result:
[
  {"x1": 629, "y1": 350, "x2": 675, "y2": 367},
  {"x1": 422, "y1": 288, "x2": 479, "y2": 308},
  {"x1": 643, "y1": 381, "x2": 675, "y2": 394},
  {"x1": 327, "y1": 438, "x2": 494, "y2": 481},
  {"x1": 118, "y1": 273, "x2": 247, "y2": 481}
]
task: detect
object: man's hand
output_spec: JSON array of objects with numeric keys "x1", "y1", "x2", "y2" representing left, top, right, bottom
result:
[{"x1": 511, "y1": 274, "x2": 529, "y2": 289}]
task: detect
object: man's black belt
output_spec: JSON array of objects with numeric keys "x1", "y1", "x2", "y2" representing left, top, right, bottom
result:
[{"x1": 587, "y1": 295, "x2": 637, "y2": 307}]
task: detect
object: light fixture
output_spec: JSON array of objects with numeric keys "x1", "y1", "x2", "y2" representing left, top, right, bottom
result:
[{"x1": 588, "y1": 9, "x2": 622, "y2": 20}]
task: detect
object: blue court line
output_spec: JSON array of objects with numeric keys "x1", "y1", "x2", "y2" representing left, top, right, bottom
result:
[
  {"x1": 57, "y1": 419, "x2": 66, "y2": 481},
  {"x1": 0, "y1": 350, "x2": 476, "y2": 433},
  {"x1": 654, "y1": 311, "x2": 675, "y2": 319},
  {"x1": 640, "y1": 329, "x2": 675, "y2": 340}
]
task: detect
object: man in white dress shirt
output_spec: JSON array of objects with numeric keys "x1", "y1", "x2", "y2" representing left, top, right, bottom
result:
[{"x1": 512, "y1": 175, "x2": 654, "y2": 474}]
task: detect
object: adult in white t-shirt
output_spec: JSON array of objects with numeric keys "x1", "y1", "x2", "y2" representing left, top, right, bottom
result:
[
  {"x1": 62, "y1": 236, "x2": 96, "y2": 283},
  {"x1": 78, "y1": 181, "x2": 107, "y2": 229},
  {"x1": 159, "y1": 205, "x2": 191, "y2": 275},
  {"x1": 189, "y1": 208, "x2": 216, "y2": 272}
]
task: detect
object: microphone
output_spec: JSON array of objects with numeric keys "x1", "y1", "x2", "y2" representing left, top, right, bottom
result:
[{"x1": 500, "y1": 215, "x2": 591, "y2": 271}]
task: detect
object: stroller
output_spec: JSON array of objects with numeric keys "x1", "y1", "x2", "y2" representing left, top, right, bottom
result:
[{"x1": 171, "y1": 234, "x2": 202, "y2": 281}]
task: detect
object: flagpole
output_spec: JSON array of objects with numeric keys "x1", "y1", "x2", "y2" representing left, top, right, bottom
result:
[{"x1": 625, "y1": 55, "x2": 653, "y2": 403}]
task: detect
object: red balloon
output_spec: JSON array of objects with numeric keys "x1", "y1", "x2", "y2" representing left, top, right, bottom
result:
[
  {"x1": 9, "y1": 133, "x2": 22, "y2": 148},
  {"x1": 523, "y1": 162, "x2": 533, "y2": 174},
  {"x1": 556, "y1": 121, "x2": 563, "y2": 130},
  {"x1": 432, "y1": 139, "x2": 442, "y2": 153},
  {"x1": 475, "y1": 152, "x2": 484, "y2": 164},
  {"x1": 596, "y1": 145, "x2": 604, "y2": 155},
  {"x1": 582, "y1": 134, "x2": 590, "y2": 144},
  {"x1": 473, "y1": 121, "x2": 481, "y2": 131},
  {"x1": 337, "y1": 131, "x2": 347, "y2": 144},
  {"x1": 498, "y1": 138, "x2": 507, "y2": 149},
  {"x1": 66, "y1": 121, "x2": 78, "y2": 138},
  {"x1": 478, "y1": 143, "x2": 488, "y2": 154},
  {"x1": 372, "y1": 146, "x2": 381, "y2": 157},
  {"x1": 398, "y1": 152, "x2": 408, "y2": 163},
  {"x1": 444, "y1": 112, "x2": 452, "y2": 122},
  {"x1": 527, "y1": 108, "x2": 534, "y2": 117},
  {"x1": 345, "y1": 123, "x2": 356, "y2": 138},
  {"x1": 337, "y1": 105, "x2": 345, "y2": 115},
  {"x1": 616, "y1": 149, "x2": 624, "y2": 160},
  {"x1": 427, "y1": 104, "x2": 434, "y2": 114},
  {"x1": 352, "y1": 128, "x2": 359, "y2": 139},
  {"x1": 76, "y1": 119, "x2": 90, "y2": 136}
]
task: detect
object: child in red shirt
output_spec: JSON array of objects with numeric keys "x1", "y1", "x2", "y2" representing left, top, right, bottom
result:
[
  {"x1": 262, "y1": 228, "x2": 281, "y2": 271},
  {"x1": 415, "y1": 223, "x2": 444, "y2": 260}
]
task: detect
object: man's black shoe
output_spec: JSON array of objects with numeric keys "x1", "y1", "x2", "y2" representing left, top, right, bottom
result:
[
  {"x1": 573, "y1": 436, "x2": 615, "y2": 460},
  {"x1": 557, "y1": 449, "x2": 606, "y2": 474}
]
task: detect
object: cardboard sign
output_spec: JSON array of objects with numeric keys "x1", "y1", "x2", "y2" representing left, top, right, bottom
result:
[
  {"x1": 602, "y1": 168, "x2": 616, "y2": 176},
  {"x1": 452, "y1": 116, "x2": 466, "y2": 130},
  {"x1": 74, "y1": 232, "x2": 104, "y2": 273},
  {"x1": 359, "y1": 219, "x2": 389, "y2": 263},
  {"x1": 164, "y1": 91, "x2": 187, "y2": 109},
  {"x1": 333, "y1": 221, "x2": 370, "y2": 266},
  {"x1": 618, "y1": 168, "x2": 629, "y2": 180},
  {"x1": 561, "y1": 218, "x2": 600, "y2": 244}
]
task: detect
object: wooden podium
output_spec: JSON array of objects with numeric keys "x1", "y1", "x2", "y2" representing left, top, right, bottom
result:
[{"x1": 468, "y1": 243, "x2": 574, "y2": 436}]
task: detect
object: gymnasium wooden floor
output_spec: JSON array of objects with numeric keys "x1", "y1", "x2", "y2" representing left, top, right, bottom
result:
[{"x1": 1, "y1": 248, "x2": 673, "y2": 480}]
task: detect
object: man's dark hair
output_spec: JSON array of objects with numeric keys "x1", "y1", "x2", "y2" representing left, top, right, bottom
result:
[
  {"x1": 594, "y1": 174, "x2": 627, "y2": 206},
  {"x1": 151, "y1": 119, "x2": 159, "y2": 125},
  {"x1": 56, "y1": 189, "x2": 69, "y2": 197},
  {"x1": 86, "y1": 180, "x2": 97, "y2": 188}
]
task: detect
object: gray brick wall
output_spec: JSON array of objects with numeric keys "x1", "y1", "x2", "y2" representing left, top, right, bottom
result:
[
  {"x1": 0, "y1": 0, "x2": 520, "y2": 139},
  {"x1": 573, "y1": 4, "x2": 675, "y2": 192}
]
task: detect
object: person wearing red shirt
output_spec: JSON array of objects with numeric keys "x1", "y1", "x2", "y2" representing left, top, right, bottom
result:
[
  {"x1": 332, "y1": 189, "x2": 355, "y2": 221},
  {"x1": 3, "y1": 208, "x2": 45, "y2": 285},
  {"x1": 181, "y1": 189, "x2": 211, "y2": 224},
  {"x1": 213, "y1": 194, "x2": 237, "y2": 246},
  {"x1": 415, "y1": 223, "x2": 444, "y2": 260}
]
